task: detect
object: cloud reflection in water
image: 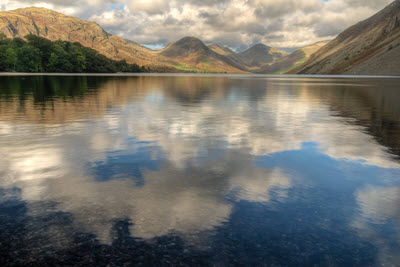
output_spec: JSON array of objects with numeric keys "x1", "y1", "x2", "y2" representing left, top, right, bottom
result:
[{"x1": 0, "y1": 75, "x2": 399, "y2": 264}]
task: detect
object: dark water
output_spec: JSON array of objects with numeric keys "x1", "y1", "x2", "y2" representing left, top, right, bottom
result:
[{"x1": 0, "y1": 75, "x2": 400, "y2": 266}]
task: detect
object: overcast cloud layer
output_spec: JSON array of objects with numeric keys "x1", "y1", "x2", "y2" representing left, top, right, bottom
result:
[{"x1": 1, "y1": 0, "x2": 393, "y2": 50}]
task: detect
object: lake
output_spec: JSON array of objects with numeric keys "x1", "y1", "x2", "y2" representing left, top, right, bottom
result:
[{"x1": 0, "y1": 74, "x2": 399, "y2": 266}]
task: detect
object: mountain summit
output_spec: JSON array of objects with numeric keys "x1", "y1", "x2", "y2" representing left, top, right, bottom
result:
[
  {"x1": 159, "y1": 37, "x2": 246, "y2": 72},
  {"x1": 161, "y1": 37, "x2": 209, "y2": 57}
]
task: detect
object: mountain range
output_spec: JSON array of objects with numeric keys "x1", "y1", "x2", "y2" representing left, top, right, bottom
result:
[{"x1": 0, "y1": 0, "x2": 399, "y2": 75}]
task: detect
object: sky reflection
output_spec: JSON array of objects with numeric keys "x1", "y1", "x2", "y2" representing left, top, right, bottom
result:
[{"x1": 0, "y1": 75, "x2": 399, "y2": 265}]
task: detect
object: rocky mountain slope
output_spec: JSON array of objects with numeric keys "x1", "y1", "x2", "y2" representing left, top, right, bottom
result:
[
  {"x1": 290, "y1": 0, "x2": 400, "y2": 75},
  {"x1": 261, "y1": 41, "x2": 328, "y2": 74},
  {"x1": 0, "y1": 7, "x2": 167, "y2": 68}
]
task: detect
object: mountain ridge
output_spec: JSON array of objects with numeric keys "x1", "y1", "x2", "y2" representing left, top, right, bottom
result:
[
  {"x1": 261, "y1": 41, "x2": 329, "y2": 74},
  {"x1": 237, "y1": 43, "x2": 288, "y2": 68},
  {"x1": 0, "y1": 8, "x2": 249, "y2": 73},
  {"x1": 158, "y1": 37, "x2": 247, "y2": 73},
  {"x1": 0, "y1": 3, "x2": 398, "y2": 75},
  {"x1": 0, "y1": 6, "x2": 161, "y2": 67},
  {"x1": 289, "y1": 0, "x2": 400, "y2": 75}
]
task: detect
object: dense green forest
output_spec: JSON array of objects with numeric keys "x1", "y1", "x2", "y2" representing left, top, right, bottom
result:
[{"x1": 0, "y1": 33, "x2": 148, "y2": 73}]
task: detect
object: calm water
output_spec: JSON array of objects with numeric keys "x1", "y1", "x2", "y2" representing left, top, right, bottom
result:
[{"x1": 0, "y1": 75, "x2": 400, "y2": 266}]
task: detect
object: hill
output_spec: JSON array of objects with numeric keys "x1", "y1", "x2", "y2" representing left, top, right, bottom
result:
[
  {"x1": 0, "y1": 7, "x2": 166, "y2": 68},
  {"x1": 0, "y1": 7, "x2": 247, "y2": 73},
  {"x1": 237, "y1": 44, "x2": 288, "y2": 69},
  {"x1": 260, "y1": 41, "x2": 328, "y2": 74},
  {"x1": 158, "y1": 37, "x2": 246, "y2": 73},
  {"x1": 290, "y1": 0, "x2": 400, "y2": 75},
  {"x1": 207, "y1": 44, "x2": 246, "y2": 67},
  {"x1": 207, "y1": 43, "x2": 289, "y2": 72}
]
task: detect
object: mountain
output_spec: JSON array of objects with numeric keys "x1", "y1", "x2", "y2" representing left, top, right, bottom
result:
[
  {"x1": 3, "y1": 4, "x2": 398, "y2": 75},
  {"x1": 0, "y1": 7, "x2": 168, "y2": 68},
  {"x1": 0, "y1": 7, "x2": 246, "y2": 73},
  {"x1": 237, "y1": 44, "x2": 288, "y2": 69},
  {"x1": 158, "y1": 37, "x2": 246, "y2": 73},
  {"x1": 207, "y1": 44, "x2": 246, "y2": 67},
  {"x1": 290, "y1": 0, "x2": 400, "y2": 75},
  {"x1": 260, "y1": 41, "x2": 329, "y2": 74},
  {"x1": 207, "y1": 43, "x2": 289, "y2": 72}
]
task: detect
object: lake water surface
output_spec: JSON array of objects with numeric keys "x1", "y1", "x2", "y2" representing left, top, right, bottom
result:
[{"x1": 0, "y1": 75, "x2": 400, "y2": 266}]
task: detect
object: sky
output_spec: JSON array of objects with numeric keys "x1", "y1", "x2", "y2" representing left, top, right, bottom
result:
[{"x1": 0, "y1": 0, "x2": 393, "y2": 51}]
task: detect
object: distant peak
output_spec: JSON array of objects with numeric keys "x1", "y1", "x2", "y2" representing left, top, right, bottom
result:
[
  {"x1": 14, "y1": 6, "x2": 59, "y2": 12},
  {"x1": 239, "y1": 43, "x2": 272, "y2": 54},
  {"x1": 171, "y1": 36, "x2": 207, "y2": 49},
  {"x1": 160, "y1": 36, "x2": 210, "y2": 57},
  {"x1": 12, "y1": 6, "x2": 67, "y2": 16},
  {"x1": 253, "y1": 43, "x2": 270, "y2": 48},
  {"x1": 176, "y1": 36, "x2": 204, "y2": 44},
  {"x1": 16, "y1": 6, "x2": 51, "y2": 10}
]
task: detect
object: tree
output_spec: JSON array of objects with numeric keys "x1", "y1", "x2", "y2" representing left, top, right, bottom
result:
[
  {"x1": 16, "y1": 46, "x2": 41, "y2": 72},
  {"x1": 70, "y1": 45, "x2": 86, "y2": 72},
  {"x1": 46, "y1": 52, "x2": 59, "y2": 72},
  {"x1": 75, "y1": 51, "x2": 86, "y2": 72},
  {"x1": 0, "y1": 34, "x2": 147, "y2": 73},
  {"x1": 5, "y1": 48, "x2": 17, "y2": 71},
  {"x1": 45, "y1": 44, "x2": 73, "y2": 72},
  {"x1": 12, "y1": 37, "x2": 26, "y2": 48},
  {"x1": 0, "y1": 33, "x2": 9, "y2": 45}
]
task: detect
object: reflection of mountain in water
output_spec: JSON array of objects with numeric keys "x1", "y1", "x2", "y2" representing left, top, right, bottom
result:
[{"x1": 300, "y1": 78, "x2": 400, "y2": 157}]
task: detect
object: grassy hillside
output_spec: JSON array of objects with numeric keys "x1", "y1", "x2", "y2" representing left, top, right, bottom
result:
[{"x1": 260, "y1": 41, "x2": 328, "y2": 74}]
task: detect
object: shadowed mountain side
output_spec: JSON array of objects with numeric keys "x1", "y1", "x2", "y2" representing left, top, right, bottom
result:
[
  {"x1": 260, "y1": 41, "x2": 328, "y2": 74},
  {"x1": 207, "y1": 43, "x2": 289, "y2": 72},
  {"x1": 207, "y1": 44, "x2": 247, "y2": 67},
  {"x1": 289, "y1": 0, "x2": 400, "y2": 75},
  {"x1": 237, "y1": 44, "x2": 288, "y2": 69},
  {"x1": 158, "y1": 37, "x2": 247, "y2": 73},
  {"x1": 344, "y1": 40, "x2": 400, "y2": 76}
]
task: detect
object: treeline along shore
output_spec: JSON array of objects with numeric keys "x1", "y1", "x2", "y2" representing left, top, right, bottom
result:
[{"x1": 0, "y1": 33, "x2": 148, "y2": 73}]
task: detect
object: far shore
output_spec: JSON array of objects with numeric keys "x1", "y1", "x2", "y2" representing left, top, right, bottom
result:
[{"x1": 0, "y1": 72, "x2": 399, "y2": 79}]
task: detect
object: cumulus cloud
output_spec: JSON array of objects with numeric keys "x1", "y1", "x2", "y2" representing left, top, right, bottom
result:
[
  {"x1": 1, "y1": 0, "x2": 394, "y2": 49},
  {"x1": 128, "y1": 0, "x2": 170, "y2": 14}
]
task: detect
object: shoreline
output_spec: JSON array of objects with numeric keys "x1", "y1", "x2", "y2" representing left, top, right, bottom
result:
[{"x1": 0, "y1": 72, "x2": 399, "y2": 79}]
